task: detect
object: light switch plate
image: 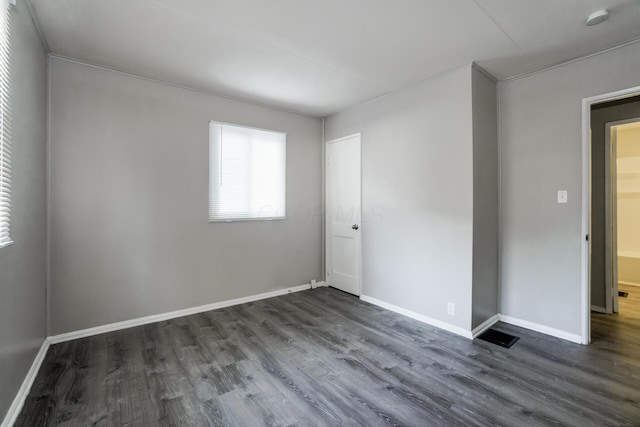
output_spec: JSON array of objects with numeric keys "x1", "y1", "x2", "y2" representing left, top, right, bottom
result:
[{"x1": 557, "y1": 190, "x2": 568, "y2": 204}]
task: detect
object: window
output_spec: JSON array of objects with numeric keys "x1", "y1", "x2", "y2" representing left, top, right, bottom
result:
[
  {"x1": 209, "y1": 122, "x2": 286, "y2": 221},
  {"x1": 0, "y1": 0, "x2": 11, "y2": 248}
]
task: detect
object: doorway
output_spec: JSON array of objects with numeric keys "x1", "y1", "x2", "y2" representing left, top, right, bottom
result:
[
  {"x1": 325, "y1": 134, "x2": 362, "y2": 296},
  {"x1": 583, "y1": 91, "x2": 640, "y2": 343}
]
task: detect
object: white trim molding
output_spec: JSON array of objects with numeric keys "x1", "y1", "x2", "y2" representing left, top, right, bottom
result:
[
  {"x1": 359, "y1": 295, "x2": 473, "y2": 339},
  {"x1": 591, "y1": 305, "x2": 607, "y2": 314},
  {"x1": 1, "y1": 339, "x2": 50, "y2": 427},
  {"x1": 471, "y1": 314, "x2": 500, "y2": 338},
  {"x1": 498, "y1": 314, "x2": 583, "y2": 344},
  {"x1": 618, "y1": 250, "x2": 640, "y2": 258},
  {"x1": 618, "y1": 280, "x2": 640, "y2": 288},
  {"x1": 49, "y1": 283, "x2": 314, "y2": 344}
]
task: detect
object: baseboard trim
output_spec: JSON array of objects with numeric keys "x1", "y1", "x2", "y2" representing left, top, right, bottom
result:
[
  {"x1": 1, "y1": 339, "x2": 50, "y2": 427},
  {"x1": 498, "y1": 314, "x2": 583, "y2": 344},
  {"x1": 471, "y1": 314, "x2": 500, "y2": 338},
  {"x1": 359, "y1": 295, "x2": 473, "y2": 339},
  {"x1": 618, "y1": 280, "x2": 640, "y2": 287},
  {"x1": 311, "y1": 280, "x2": 327, "y2": 289},
  {"x1": 591, "y1": 305, "x2": 607, "y2": 313},
  {"x1": 49, "y1": 283, "x2": 314, "y2": 344}
]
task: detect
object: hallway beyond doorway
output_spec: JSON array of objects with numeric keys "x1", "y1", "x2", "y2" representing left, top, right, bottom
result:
[{"x1": 592, "y1": 284, "x2": 640, "y2": 346}]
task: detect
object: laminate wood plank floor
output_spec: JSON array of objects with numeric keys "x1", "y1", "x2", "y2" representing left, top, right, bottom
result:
[{"x1": 16, "y1": 286, "x2": 640, "y2": 426}]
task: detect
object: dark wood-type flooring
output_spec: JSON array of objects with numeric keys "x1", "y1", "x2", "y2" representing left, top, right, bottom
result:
[{"x1": 16, "y1": 286, "x2": 640, "y2": 426}]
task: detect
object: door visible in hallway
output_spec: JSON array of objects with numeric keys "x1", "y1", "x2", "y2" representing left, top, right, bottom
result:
[
  {"x1": 607, "y1": 118, "x2": 640, "y2": 313},
  {"x1": 326, "y1": 134, "x2": 361, "y2": 296}
]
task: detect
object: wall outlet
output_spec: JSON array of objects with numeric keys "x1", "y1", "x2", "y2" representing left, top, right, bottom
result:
[
  {"x1": 447, "y1": 302, "x2": 455, "y2": 316},
  {"x1": 311, "y1": 279, "x2": 317, "y2": 289}
]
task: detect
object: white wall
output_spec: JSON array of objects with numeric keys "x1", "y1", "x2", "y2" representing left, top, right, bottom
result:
[
  {"x1": 325, "y1": 65, "x2": 475, "y2": 331},
  {"x1": 0, "y1": 2, "x2": 48, "y2": 420},
  {"x1": 49, "y1": 57, "x2": 323, "y2": 334},
  {"x1": 499, "y1": 41, "x2": 640, "y2": 336}
]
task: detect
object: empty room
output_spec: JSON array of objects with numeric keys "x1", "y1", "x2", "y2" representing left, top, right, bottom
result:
[{"x1": 1, "y1": 0, "x2": 640, "y2": 425}]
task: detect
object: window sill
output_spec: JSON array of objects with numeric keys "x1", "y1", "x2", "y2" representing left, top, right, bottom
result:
[{"x1": 209, "y1": 217, "x2": 287, "y2": 223}]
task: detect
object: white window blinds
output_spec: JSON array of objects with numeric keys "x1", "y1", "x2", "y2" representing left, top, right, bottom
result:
[
  {"x1": 209, "y1": 122, "x2": 286, "y2": 222},
  {"x1": 0, "y1": 0, "x2": 11, "y2": 248}
]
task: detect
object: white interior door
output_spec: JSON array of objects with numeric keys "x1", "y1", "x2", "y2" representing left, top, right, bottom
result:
[
  {"x1": 326, "y1": 134, "x2": 361, "y2": 296},
  {"x1": 606, "y1": 118, "x2": 640, "y2": 313}
]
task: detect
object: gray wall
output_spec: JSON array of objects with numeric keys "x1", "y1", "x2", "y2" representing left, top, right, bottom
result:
[
  {"x1": 471, "y1": 67, "x2": 498, "y2": 329},
  {"x1": 499, "y1": 41, "x2": 640, "y2": 335},
  {"x1": 49, "y1": 57, "x2": 323, "y2": 334},
  {"x1": 325, "y1": 65, "x2": 475, "y2": 331},
  {"x1": 590, "y1": 98, "x2": 640, "y2": 309},
  {"x1": 0, "y1": 2, "x2": 48, "y2": 421}
]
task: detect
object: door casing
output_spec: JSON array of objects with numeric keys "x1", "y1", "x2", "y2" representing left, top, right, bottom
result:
[{"x1": 581, "y1": 86, "x2": 640, "y2": 344}]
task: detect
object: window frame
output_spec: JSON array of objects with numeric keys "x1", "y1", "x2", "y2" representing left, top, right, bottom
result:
[
  {"x1": 208, "y1": 121, "x2": 287, "y2": 223},
  {"x1": 0, "y1": 0, "x2": 12, "y2": 249}
]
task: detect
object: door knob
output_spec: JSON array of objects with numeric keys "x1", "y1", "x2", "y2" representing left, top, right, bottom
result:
[{"x1": 352, "y1": 224, "x2": 359, "y2": 230}]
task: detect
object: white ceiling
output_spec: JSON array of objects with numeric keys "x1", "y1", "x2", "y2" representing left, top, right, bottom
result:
[{"x1": 29, "y1": 0, "x2": 640, "y2": 117}]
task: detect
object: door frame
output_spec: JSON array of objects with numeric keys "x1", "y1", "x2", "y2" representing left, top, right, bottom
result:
[
  {"x1": 581, "y1": 86, "x2": 640, "y2": 344},
  {"x1": 605, "y1": 117, "x2": 640, "y2": 314},
  {"x1": 604, "y1": 120, "x2": 618, "y2": 314},
  {"x1": 324, "y1": 133, "x2": 363, "y2": 296}
]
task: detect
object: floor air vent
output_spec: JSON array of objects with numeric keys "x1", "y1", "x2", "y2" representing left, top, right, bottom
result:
[
  {"x1": 619, "y1": 291, "x2": 629, "y2": 298},
  {"x1": 477, "y1": 329, "x2": 520, "y2": 349}
]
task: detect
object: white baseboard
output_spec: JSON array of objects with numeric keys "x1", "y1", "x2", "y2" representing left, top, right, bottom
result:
[
  {"x1": 310, "y1": 281, "x2": 327, "y2": 289},
  {"x1": 617, "y1": 250, "x2": 640, "y2": 258},
  {"x1": 49, "y1": 283, "x2": 314, "y2": 344},
  {"x1": 591, "y1": 305, "x2": 607, "y2": 313},
  {"x1": 359, "y1": 295, "x2": 473, "y2": 339},
  {"x1": 498, "y1": 314, "x2": 583, "y2": 344},
  {"x1": 1, "y1": 339, "x2": 50, "y2": 427},
  {"x1": 618, "y1": 280, "x2": 640, "y2": 287},
  {"x1": 353, "y1": 296, "x2": 583, "y2": 345},
  {"x1": 471, "y1": 314, "x2": 500, "y2": 338}
]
